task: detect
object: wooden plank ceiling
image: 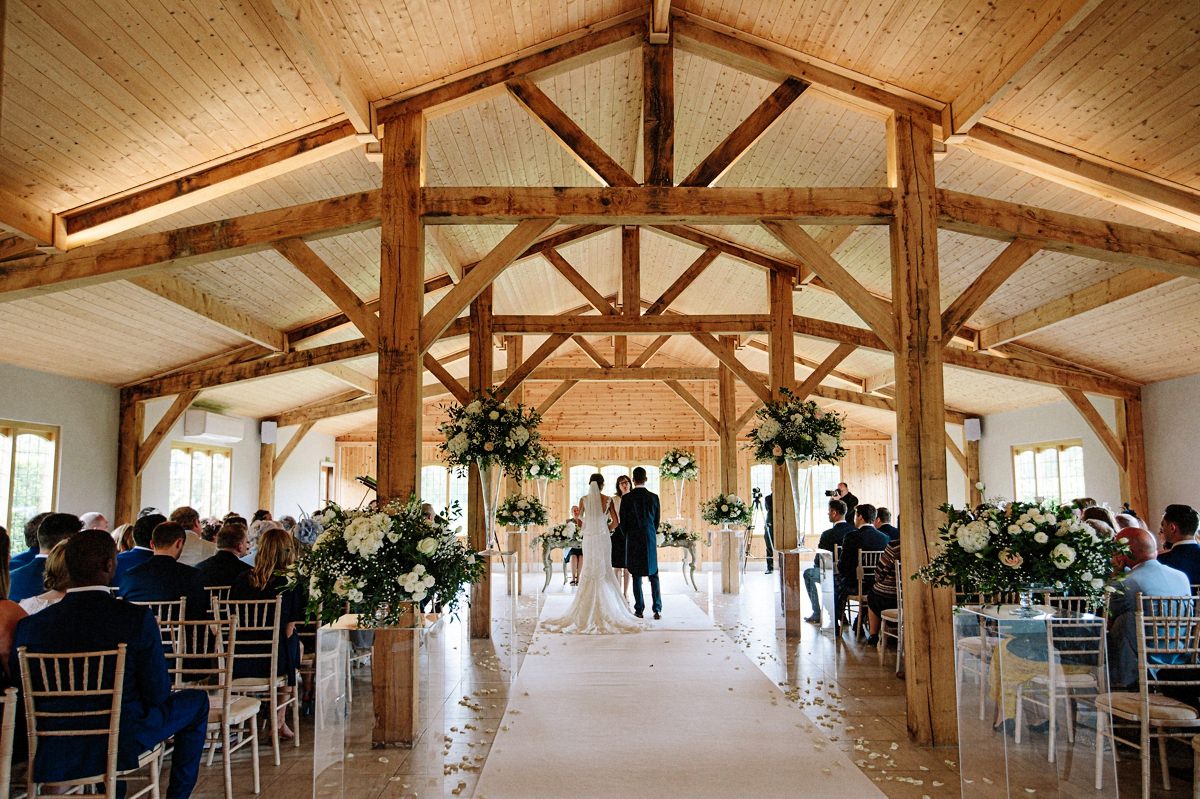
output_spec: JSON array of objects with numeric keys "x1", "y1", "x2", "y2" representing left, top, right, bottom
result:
[{"x1": 0, "y1": 0, "x2": 1198, "y2": 436}]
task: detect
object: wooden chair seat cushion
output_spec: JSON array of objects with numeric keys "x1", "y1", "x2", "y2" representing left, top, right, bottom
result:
[
  {"x1": 209, "y1": 695, "x2": 261, "y2": 724},
  {"x1": 880, "y1": 608, "x2": 899, "y2": 621},
  {"x1": 1096, "y1": 692, "x2": 1200, "y2": 722}
]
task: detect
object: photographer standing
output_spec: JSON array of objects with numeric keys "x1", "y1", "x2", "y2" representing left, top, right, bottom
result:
[
  {"x1": 827, "y1": 482, "x2": 858, "y2": 521},
  {"x1": 759, "y1": 490, "x2": 775, "y2": 574}
]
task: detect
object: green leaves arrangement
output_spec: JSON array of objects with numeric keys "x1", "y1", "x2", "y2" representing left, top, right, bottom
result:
[{"x1": 748, "y1": 388, "x2": 846, "y2": 466}]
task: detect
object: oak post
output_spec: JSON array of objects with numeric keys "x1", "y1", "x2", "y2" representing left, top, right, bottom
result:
[
  {"x1": 469, "y1": 288, "x2": 495, "y2": 639},
  {"x1": 889, "y1": 112, "x2": 956, "y2": 746},
  {"x1": 966, "y1": 438, "x2": 983, "y2": 507},
  {"x1": 642, "y1": 41, "x2": 674, "y2": 186},
  {"x1": 768, "y1": 270, "x2": 801, "y2": 632},
  {"x1": 115, "y1": 389, "x2": 141, "y2": 526},
  {"x1": 1117, "y1": 393, "x2": 1150, "y2": 517},
  {"x1": 258, "y1": 442, "x2": 276, "y2": 511},
  {"x1": 718, "y1": 336, "x2": 741, "y2": 594}
]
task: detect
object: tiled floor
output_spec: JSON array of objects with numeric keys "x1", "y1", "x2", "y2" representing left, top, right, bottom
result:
[{"x1": 187, "y1": 559, "x2": 1196, "y2": 798}]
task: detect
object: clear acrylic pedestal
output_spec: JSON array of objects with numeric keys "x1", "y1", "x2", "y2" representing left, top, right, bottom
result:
[
  {"x1": 954, "y1": 603, "x2": 1118, "y2": 797},
  {"x1": 313, "y1": 613, "x2": 447, "y2": 798}
]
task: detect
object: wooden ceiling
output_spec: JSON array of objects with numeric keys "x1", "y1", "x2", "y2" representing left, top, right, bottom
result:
[{"x1": 1, "y1": 0, "x2": 1198, "y2": 438}]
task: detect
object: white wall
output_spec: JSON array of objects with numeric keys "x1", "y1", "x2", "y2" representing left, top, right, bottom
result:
[
  {"x1": 1144, "y1": 373, "x2": 1200, "y2": 518},
  {"x1": 273, "y1": 426, "x2": 336, "y2": 518},
  {"x1": 0, "y1": 362, "x2": 119, "y2": 523},
  {"x1": 978, "y1": 397, "x2": 1122, "y2": 505}
]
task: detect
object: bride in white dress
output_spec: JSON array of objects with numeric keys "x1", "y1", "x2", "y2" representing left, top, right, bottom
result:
[{"x1": 541, "y1": 474, "x2": 642, "y2": 635}]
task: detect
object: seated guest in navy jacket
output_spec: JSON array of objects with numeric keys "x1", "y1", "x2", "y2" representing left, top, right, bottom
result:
[
  {"x1": 11, "y1": 530, "x2": 208, "y2": 798},
  {"x1": 874, "y1": 507, "x2": 900, "y2": 542},
  {"x1": 112, "y1": 512, "x2": 164, "y2": 585},
  {"x1": 10, "y1": 514, "x2": 81, "y2": 603},
  {"x1": 836, "y1": 504, "x2": 890, "y2": 626},
  {"x1": 195, "y1": 522, "x2": 252, "y2": 588},
  {"x1": 1158, "y1": 504, "x2": 1200, "y2": 585},
  {"x1": 119, "y1": 522, "x2": 209, "y2": 620},
  {"x1": 9, "y1": 512, "x2": 50, "y2": 572}
]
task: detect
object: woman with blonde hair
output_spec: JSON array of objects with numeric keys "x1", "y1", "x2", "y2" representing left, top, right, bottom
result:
[
  {"x1": 244, "y1": 519, "x2": 283, "y2": 565},
  {"x1": 19, "y1": 539, "x2": 70, "y2": 615},
  {"x1": 111, "y1": 522, "x2": 135, "y2": 553},
  {"x1": 230, "y1": 526, "x2": 306, "y2": 739}
]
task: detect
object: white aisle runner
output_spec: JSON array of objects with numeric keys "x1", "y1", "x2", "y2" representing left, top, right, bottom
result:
[{"x1": 473, "y1": 594, "x2": 887, "y2": 798}]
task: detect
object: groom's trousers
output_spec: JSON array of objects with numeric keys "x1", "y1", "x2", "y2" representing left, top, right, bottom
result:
[{"x1": 632, "y1": 573, "x2": 662, "y2": 615}]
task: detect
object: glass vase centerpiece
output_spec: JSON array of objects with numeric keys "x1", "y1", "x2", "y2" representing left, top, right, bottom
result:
[
  {"x1": 748, "y1": 388, "x2": 847, "y2": 542},
  {"x1": 700, "y1": 492, "x2": 753, "y2": 533},
  {"x1": 288, "y1": 497, "x2": 486, "y2": 627},
  {"x1": 524, "y1": 446, "x2": 563, "y2": 509},
  {"x1": 659, "y1": 448, "x2": 699, "y2": 520},
  {"x1": 916, "y1": 501, "x2": 1129, "y2": 616},
  {"x1": 496, "y1": 493, "x2": 549, "y2": 533},
  {"x1": 438, "y1": 388, "x2": 543, "y2": 555}
]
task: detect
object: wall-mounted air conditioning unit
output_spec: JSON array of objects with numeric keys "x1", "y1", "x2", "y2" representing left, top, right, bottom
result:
[{"x1": 183, "y1": 410, "x2": 244, "y2": 445}]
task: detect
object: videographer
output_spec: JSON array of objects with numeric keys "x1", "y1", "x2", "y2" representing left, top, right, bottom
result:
[{"x1": 824, "y1": 482, "x2": 858, "y2": 521}]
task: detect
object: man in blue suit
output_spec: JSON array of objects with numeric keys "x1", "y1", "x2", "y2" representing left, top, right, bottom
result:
[
  {"x1": 119, "y1": 522, "x2": 210, "y2": 620},
  {"x1": 12, "y1": 530, "x2": 208, "y2": 798},
  {"x1": 836, "y1": 504, "x2": 890, "y2": 632},
  {"x1": 803, "y1": 499, "x2": 856, "y2": 624},
  {"x1": 112, "y1": 513, "x2": 164, "y2": 585},
  {"x1": 874, "y1": 506, "x2": 900, "y2": 542},
  {"x1": 1158, "y1": 504, "x2": 1200, "y2": 585},
  {"x1": 10, "y1": 513, "x2": 81, "y2": 602},
  {"x1": 9, "y1": 512, "x2": 50, "y2": 572}
]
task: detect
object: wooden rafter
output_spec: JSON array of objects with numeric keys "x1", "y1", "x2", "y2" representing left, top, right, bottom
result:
[
  {"x1": 571, "y1": 336, "x2": 613, "y2": 368},
  {"x1": 649, "y1": 0, "x2": 671, "y2": 44},
  {"x1": 663, "y1": 379, "x2": 718, "y2": 431},
  {"x1": 0, "y1": 187, "x2": 55, "y2": 246},
  {"x1": 506, "y1": 78, "x2": 637, "y2": 187},
  {"x1": 940, "y1": 238, "x2": 1041, "y2": 342},
  {"x1": 742, "y1": 339, "x2": 865, "y2": 391},
  {"x1": 653, "y1": 224, "x2": 802, "y2": 277},
  {"x1": 533, "y1": 366, "x2": 717, "y2": 381},
  {"x1": 493, "y1": 314, "x2": 770, "y2": 334},
  {"x1": 276, "y1": 392, "x2": 379, "y2": 427},
  {"x1": 497, "y1": 334, "x2": 572, "y2": 399},
  {"x1": 136, "y1": 390, "x2": 200, "y2": 473},
  {"x1": 544, "y1": 249, "x2": 616, "y2": 314},
  {"x1": 1059, "y1": 388, "x2": 1125, "y2": 467},
  {"x1": 422, "y1": 354, "x2": 469, "y2": 404},
  {"x1": 275, "y1": 237, "x2": 380, "y2": 347},
  {"x1": 273, "y1": 422, "x2": 316, "y2": 476},
  {"x1": 319, "y1": 364, "x2": 377, "y2": 394},
  {"x1": 792, "y1": 343, "x2": 856, "y2": 401},
  {"x1": 537, "y1": 380, "x2": 578, "y2": 414},
  {"x1": 944, "y1": 432, "x2": 967, "y2": 472},
  {"x1": 630, "y1": 335, "x2": 670, "y2": 368},
  {"x1": 128, "y1": 274, "x2": 287, "y2": 351},
  {"x1": 692, "y1": 333, "x2": 770, "y2": 403},
  {"x1": 642, "y1": 39, "x2": 674, "y2": 186},
  {"x1": 645, "y1": 247, "x2": 719, "y2": 315},
  {"x1": 734, "y1": 402, "x2": 761, "y2": 432}
]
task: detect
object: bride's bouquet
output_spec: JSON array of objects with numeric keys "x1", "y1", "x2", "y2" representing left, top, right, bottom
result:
[
  {"x1": 700, "y1": 493, "x2": 753, "y2": 526},
  {"x1": 659, "y1": 448, "x2": 699, "y2": 481},
  {"x1": 748, "y1": 387, "x2": 846, "y2": 466},
  {"x1": 437, "y1": 388, "x2": 543, "y2": 476},
  {"x1": 495, "y1": 493, "x2": 549, "y2": 528}
]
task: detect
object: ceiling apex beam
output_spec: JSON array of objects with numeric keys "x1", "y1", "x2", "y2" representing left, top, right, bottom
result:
[
  {"x1": 275, "y1": 237, "x2": 380, "y2": 348},
  {"x1": 128, "y1": 274, "x2": 288, "y2": 352},
  {"x1": 940, "y1": 238, "x2": 1041, "y2": 342},
  {"x1": 649, "y1": 0, "x2": 671, "y2": 44},
  {"x1": 506, "y1": 78, "x2": 638, "y2": 187},
  {"x1": 642, "y1": 38, "x2": 674, "y2": 186}
]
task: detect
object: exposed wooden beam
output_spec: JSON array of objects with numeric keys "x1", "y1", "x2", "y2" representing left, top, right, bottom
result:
[
  {"x1": 937, "y1": 189, "x2": 1200, "y2": 278},
  {"x1": 649, "y1": 0, "x2": 671, "y2": 44},
  {"x1": 642, "y1": 40, "x2": 674, "y2": 186},
  {"x1": 278, "y1": 392, "x2": 379, "y2": 427},
  {"x1": 532, "y1": 366, "x2": 717, "y2": 381},
  {"x1": 940, "y1": 238, "x2": 1041, "y2": 341},
  {"x1": 664, "y1": 379, "x2": 718, "y2": 432},
  {"x1": 494, "y1": 314, "x2": 771, "y2": 335},
  {"x1": 792, "y1": 343, "x2": 856, "y2": 401},
  {"x1": 630, "y1": 335, "x2": 671, "y2": 368},
  {"x1": 944, "y1": 432, "x2": 967, "y2": 473},
  {"x1": 571, "y1": 336, "x2": 613, "y2": 368},
  {"x1": 0, "y1": 190, "x2": 380, "y2": 302},
  {"x1": 733, "y1": 402, "x2": 761, "y2": 433},
  {"x1": 426, "y1": 227, "x2": 465, "y2": 284},
  {"x1": 978, "y1": 268, "x2": 1176, "y2": 349},
  {"x1": 0, "y1": 187, "x2": 55, "y2": 246},
  {"x1": 693, "y1": 333, "x2": 771, "y2": 403},
  {"x1": 136, "y1": 390, "x2": 200, "y2": 473},
  {"x1": 1059, "y1": 388, "x2": 1125, "y2": 468},
  {"x1": 420, "y1": 219, "x2": 558, "y2": 352},
  {"x1": 681, "y1": 77, "x2": 807, "y2": 187},
  {"x1": 743, "y1": 339, "x2": 865, "y2": 391},
  {"x1": 0, "y1": 236, "x2": 40, "y2": 262},
  {"x1": 506, "y1": 78, "x2": 637, "y2": 187},
  {"x1": 62, "y1": 122, "x2": 361, "y2": 245},
  {"x1": 421, "y1": 186, "x2": 895, "y2": 225},
  {"x1": 955, "y1": 122, "x2": 1200, "y2": 234},
  {"x1": 1117, "y1": 394, "x2": 1149, "y2": 516},
  {"x1": 652, "y1": 224, "x2": 802, "y2": 277},
  {"x1": 862, "y1": 368, "x2": 896, "y2": 394},
  {"x1": 497, "y1": 334, "x2": 572, "y2": 399},
  {"x1": 275, "y1": 237, "x2": 380, "y2": 347},
  {"x1": 273, "y1": 422, "x2": 316, "y2": 477},
  {"x1": 942, "y1": 1, "x2": 1102, "y2": 138},
  {"x1": 271, "y1": 389, "x2": 363, "y2": 425},
  {"x1": 543, "y1": 249, "x2": 615, "y2": 315},
  {"x1": 537, "y1": 379, "x2": 578, "y2": 414},
  {"x1": 764, "y1": 220, "x2": 897, "y2": 351},
  {"x1": 645, "y1": 247, "x2": 719, "y2": 315},
  {"x1": 422, "y1": 354, "x2": 470, "y2": 404},
  {"x1": 128, "y1": 274, "x2": 287, "y2": 351},
  {"x1": 319, "y1": 363, "x2": 377, "y2": 394}
]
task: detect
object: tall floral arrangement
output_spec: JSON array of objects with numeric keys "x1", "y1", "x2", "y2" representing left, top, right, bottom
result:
[
  {"x1": 700, "y1": 493, "x2": 753, "y2": 526},
  {"x1": 916, "y1": 501, "x2": 1128, "y2": 604},
  {"x1": 748, "y1": 388, "x2": 846, "y2": 465},
  {"x1": 496, "y1": 494, "x2": 549, "y2": 528},
  {"x1": 657, "y1": 520, "x2": 699, "y2": 546},
  {"x1": 524, "y1": 446, "x2": 563, "y2": 482},
  {"x1": 659, "y1": 448, "x2": 699, "y2": 481},
  {"x1": 437, "y1": 389, "x2": 542, "y2": 476}
]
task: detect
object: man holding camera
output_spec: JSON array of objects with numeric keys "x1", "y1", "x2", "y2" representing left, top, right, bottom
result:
[{"x1": 825, "y1": 482, "x2": 858, "y2": 521}]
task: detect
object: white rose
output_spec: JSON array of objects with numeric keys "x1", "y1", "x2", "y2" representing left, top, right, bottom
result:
[
  {"x1": 1034, "y1": 532, "x2": 1049, "y2": 544},
  {"x1": 729, "y1": 495, "x2": 742, "y2": 504},
  {"x1": 1008, "y1": 524, "x2": 1021, "y2": 534},
  {"x1": 422, "y1": 574, "x2": 435, "y2": 588},
  {"x1": 517, "y1": 499, "x2": 529, "y2": 508},
  {"x1": 679, "y1": 457, "x2": 690, "y2": 466},
  {"x1": 465, "y1": 401, "x2": 482, "y2": 415},
  {"x1": 413, "y1": 564, "x2": 426, "y2": 575},
  {"x1": 530, "y1": 464, "x2": 540, "y2": 476},
  {"x1": 417, "y1": 537, "x2": 439, "y2": 555},
  {"x1": 720, "y1": 504, "x2": 729, "y2": 512},
  {"x1": 974, "y1": 482, "x2": 985, "y2": 491},
  {"x1": 1091, "y1": 578, "x2": 1105, "y2": 590},
  {"x1": 1051, "y1": 543, "x2": 1076, "y2": 569},
  {"x1": 412, "y1": 589, "x2": 427, "y2": 602},
  {"x1": 817, "y1": 432, "x2": 838, "y2": 454},
  {"x1": 467, "y1": 554, "x2": 476, "y2": 565},
  {"x1": 1021, "y1": 522, "x2": 1036, "y2": 532},
  {"x1": 756, "y1": 418, "x2": 781, "y2": 441}
]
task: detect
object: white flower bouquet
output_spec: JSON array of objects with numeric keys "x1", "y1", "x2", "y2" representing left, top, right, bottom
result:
[
  {"x1": 495, "y1": 493, "x2": 549, "y2": 528},
  {"x1": 290, "y1": 498, "x2": 485, "y2": 627},
  {"x1": 747, "y1": 388, "x2": 846, "y2": 466},
  {"x1": 916, "y1": 501, "x2": 1129, "y2": 604},
  {"x1": 437, "y1": 388, "x2": 543, "y2": 476},
  {"x1": 699, "y1": 493, "x2": 753, "y2": 526},
  {"x1": 535, "y1": 520, "x2": 582, "y2": 549},
  {"x1": 659, "y1": 448, "x2": 699, "y2": 481},
  {"x1": 657, "y1": 520, "x2": 699, "y2": 546},
  {"x1": 524, "y1": 446, "x2": 564, "y2": 482}
]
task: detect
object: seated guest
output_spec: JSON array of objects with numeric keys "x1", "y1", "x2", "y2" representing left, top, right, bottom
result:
[
  {"x1": 113, "y1": 513, "x2": 164, "y2": 584},
  {"x1": 79, "y1": 512, "x2": 109, "y2": 532},
  {"x1": 252, "y1": 509, "x2": 272, "y2": 523},
  {"x1": 11, "y1": 530, "x2": 208, "y2": 798},
  {"x1": 200, "y1": 517, "x2": 221, "y2": 542},
  {"x1": 230, "y1": 527, "x2": 305, "y2": 740},
  {"x1": 278, "y1": 515, "x2": 297, "y2": 533},
  {"x1": 10, "y1": 512, "x2": 50, "y2": 571},
  {"x1": 1114, "y1": 513, "x2": 1143, "y2": 532},
  {"x1": 803, "y1": 499, "x2": 855, "y2": 625},
  {"x1": 19, "y1": 541, "x2": 69, "y2": 615},
  {"x1": 865, "y1": 537, "x2": 901, "y2": 646},
  {"x1": 119, "y1": 522, "x2": 209, "y2": 620},
  {"x1": 874, "y1": 507, "x2": 899, "y2": 542},
  {"x1": 1082, "y1": 505, "x2": 1119, "y2": 532},
  {"x1": 1158, "y1": 504, "x2": 1200, "y2": 585},
  {"x1": 11, "y1": 514, "x2": 81, "y2": 603},
  {"x1": 112, "y1": 523, "x2": 135, "y2": 552},
  {"x1": 0, "y1": 531, "x2": 27, "y2": 679},
  {"x1": 195, "y1": 522, "x2": 252, "y2": 587},
  {"x1": 1108, "y1": 527, "x2": 1191, "y2": 688},
  {"x1": 244, "y1": 519, "x2": 283, "y2": 565},
  {"x1": 836, "y1": 504, "x2": 889, "y2": 629},
  {"x1": 168, "y1": 506, "x2": 217, "y2": 567}
]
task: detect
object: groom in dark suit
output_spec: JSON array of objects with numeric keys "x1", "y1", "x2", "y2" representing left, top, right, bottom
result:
[{"x1": 620, "y1": 467, "x2": 662, "y2": 619}]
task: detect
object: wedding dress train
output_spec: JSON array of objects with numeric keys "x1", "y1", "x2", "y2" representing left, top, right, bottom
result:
[{"x1": 541, "y1": 483, "x2": 642, "y2": 635}]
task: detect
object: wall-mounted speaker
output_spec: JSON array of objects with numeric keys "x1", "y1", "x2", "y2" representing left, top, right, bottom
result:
[
  {"x1": 964, "y1": 417, "x2": 982, "y2": 442},
  {"x1": 260, "y1": 420, "x2": 278, "y2": 445}
]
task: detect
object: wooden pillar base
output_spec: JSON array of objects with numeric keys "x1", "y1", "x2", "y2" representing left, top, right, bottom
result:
[
  {"x1": 371, "y1": 627, "x2": 420, "y2": 748},
  {"x1": 777, "y1": 549, "x2": 804, "y2": 637},
  {"x1": 719, "y1": 528, "x2": 743, "y2": 594}
]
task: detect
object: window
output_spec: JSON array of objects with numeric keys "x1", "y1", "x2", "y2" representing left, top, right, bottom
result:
[
  {"x1": 419, "y1": 464, "x2": 471, "y2": 527},
  {"x1": 169, "y1": 444, "x2": 232, "y2": 518},
  {"x1": 634, "y1": 465, "x2": 661, "y2": 495},
  {"x1": 1012, "y1": 440, "x2": 1085, "y2": 503},
  {"x1": 568, "y1": 465, "x2": 597, "y2": 510},
  {"x1": 0, "y1": 421, "x2": 60, "y2": 548},
  {"x1": 747, "y1": 462, "x2": 841, "y2": 540}
]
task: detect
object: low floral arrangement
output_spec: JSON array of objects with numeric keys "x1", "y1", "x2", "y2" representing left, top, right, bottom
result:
[
  {"x1": 916, "y1": 501, "x2": 1128, "y2": 604},
  {"x1": 524, "y1": 447, "x2": 564, "y2": 482},
  {"x1": 660, "y1": 448, "x2": 699, "y2": 481},
  {"x1": 438, "y1": 389, "x2": 543, "y2": 476},
  {"x1": 289, "y1": 498, "x2": 486, "y2": 627},
  {"x1": 496, "y1": 493, "x2": 549, "y2": 528},
  {"x1": 535, "y1": 520, "x2": 582, "y2": 549},
  {"x1": 700, "y1": 493, "x2": 753, "y2": 526},
  {"x1": 748, "y1": 387, "x2": 846, "y2": 466},
  {"x1": 657, "y1": 520, "x2": 700, "y2": 546}
]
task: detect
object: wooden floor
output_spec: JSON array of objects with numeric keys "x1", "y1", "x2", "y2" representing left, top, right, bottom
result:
[{"x1": 186, "y1": 558, "x2": 1194, "y2": 798}]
